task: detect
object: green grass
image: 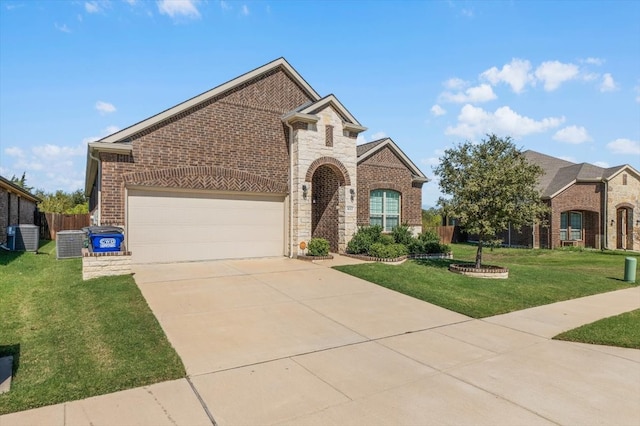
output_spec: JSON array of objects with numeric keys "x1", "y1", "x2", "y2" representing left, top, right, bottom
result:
[
  {"x1": 335, "y1": 243, "x2": 639, "y2": 318},
  {"x1": 0, "y1": 241, "x2": 185, "y2": 415},
  {"x1": 554, "y1": 309, "x2": 640, "y2": 349}
]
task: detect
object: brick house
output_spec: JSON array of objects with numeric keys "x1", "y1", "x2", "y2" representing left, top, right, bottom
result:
[
  {"x1": 0, "y1": 175, "x2": 41, "y2": 246},
  {"x1": 499, "y1": 151, "x2": 639, "y2": 250},
  {"x1": 85, "y1": 58, "x2": 427, "y2": 263}
]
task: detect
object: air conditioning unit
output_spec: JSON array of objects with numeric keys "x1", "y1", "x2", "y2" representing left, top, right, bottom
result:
[
  {"x1": 57, "y1": 230, "x2": 86, "y2": 259},
  {"x1": 8, "y1": 224, "x2": 39, "y2": 252}
]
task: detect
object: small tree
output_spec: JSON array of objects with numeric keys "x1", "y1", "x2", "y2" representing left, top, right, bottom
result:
[{"x1": 434, "y1": 134, "x2": 548, "y2": 269}]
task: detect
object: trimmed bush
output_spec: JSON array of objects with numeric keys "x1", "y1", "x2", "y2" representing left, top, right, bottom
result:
[
  {"x1": 369, "y1": 242, "x2": 408, "y2": 259},
  {"x1": 379, "y1": 234, "x2": 395, "y2": 245},
  {"x1": 391, "y1": 224, "x2": 414, "y2": 246},
  {"x1": 346, "y1": 225, "x2": 383, "y2": 254},
  {"x1": 307, "y1": 238, "x2": 330, "y2": 256},
  {"x1": 408, "y1": 230, "x2": 451, "y2": 254}
]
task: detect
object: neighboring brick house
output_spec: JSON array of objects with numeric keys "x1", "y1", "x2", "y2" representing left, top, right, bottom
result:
[
  {"x1": 499, "y1": 151, "x2": 639, "y2": 250},
  {"x1": 0, "y1": 175, "x2": 41, "y2": 246},
  {"x1": 85, "y1": 58, "x2": 427, "y2": 263}
]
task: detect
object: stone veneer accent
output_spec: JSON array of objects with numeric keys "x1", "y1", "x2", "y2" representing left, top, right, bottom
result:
[
  {"x1": 606, "y1": 171, "x2": 639, "y2": 250},
  {"x1": 291, "y1": 106, "x2": 358, "y2": 255},
  {"x1": 82, "y1": 248, "x2": 132, "y2": 280}
]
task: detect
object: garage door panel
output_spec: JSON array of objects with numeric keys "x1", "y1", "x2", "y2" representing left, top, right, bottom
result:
[{"x1": 127, "y1": 189, "x2": 285, "y2": 263}]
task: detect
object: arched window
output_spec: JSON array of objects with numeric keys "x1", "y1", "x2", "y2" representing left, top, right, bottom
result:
[{"x1": 370, "y1": 189, "x2": 400, "y2": 232}]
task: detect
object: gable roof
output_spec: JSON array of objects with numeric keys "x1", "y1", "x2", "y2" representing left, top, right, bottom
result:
[
  {"x1": 357, "y1": 138, "x2": 428, "y2": 183},
  {"x1": 523, "y1": 150, "x2": 639, "y2": 198},
  {"x1": 99, "y1": 58, "x2": 320, "y2": 145},
  {"x1": 0, "y1": 175, "x2": 41, "y2": 203}
]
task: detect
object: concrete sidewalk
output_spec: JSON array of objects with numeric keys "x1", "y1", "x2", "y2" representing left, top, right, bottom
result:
[{"x1": 1, "y1": 257, "x2": 639, "y2": 426}]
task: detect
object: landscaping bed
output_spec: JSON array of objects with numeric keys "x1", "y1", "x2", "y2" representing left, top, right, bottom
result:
[{"x1": 0, "y1": 241, "x2": 185, "y2": 415}]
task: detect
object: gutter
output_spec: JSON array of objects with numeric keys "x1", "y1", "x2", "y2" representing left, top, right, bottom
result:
[{"x1": 283, "y1": 120, "x2": 295, "y2": 258}]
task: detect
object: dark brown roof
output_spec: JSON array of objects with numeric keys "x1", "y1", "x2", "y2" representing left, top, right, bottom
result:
[
  {"x1": 356, "y1": 138, "x2": 387, "y2": 157},
  {"x1": 523, "y1": 150, "x2": 632, "y2": 198},
  {"x1": 0, "y1": 175, "x2": 41, "y2": 203}
]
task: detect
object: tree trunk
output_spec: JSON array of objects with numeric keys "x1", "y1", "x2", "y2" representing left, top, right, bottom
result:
[{"x1": 475, "y1": 239, "x2": 483, "y2": 269}]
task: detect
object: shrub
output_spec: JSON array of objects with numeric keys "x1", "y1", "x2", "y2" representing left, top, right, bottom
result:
[
  {"x1": 379, "y1": 234, "x2": 395, "y2": 245},
  {"x1": 307, "y1": 238, "x2": 330, "y2": 256},
  {"x1": 419, "y1": 229, "x2": 440, "y2": 243},
  {"x1": 369, "y1": 243, "x2": 408, "y2": 259},
  {"x1": 346, "y1": 225, "x2": 383, "y2": 254},
  {"x1": 391, "y1": 224, "x2": 414, "y2": 246}
]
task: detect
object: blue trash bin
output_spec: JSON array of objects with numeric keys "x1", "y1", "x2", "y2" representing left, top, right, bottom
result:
[{"x1": 84, "y1": 226, "x2": 124, "y2": 253}]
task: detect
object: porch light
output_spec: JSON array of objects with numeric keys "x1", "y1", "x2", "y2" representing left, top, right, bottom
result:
[
  {"x1": 302, "y1": 184, "x2": 308, "y2": 200},
  {"x1": 350, "y1": 188, "x2": 356, "y2": 202}
]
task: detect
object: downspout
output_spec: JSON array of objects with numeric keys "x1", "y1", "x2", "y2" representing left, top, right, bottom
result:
[
  {"x1": 89, "y1": 149, "x2": 101, "y2": 226},
  {"x1": 603, "y1": 179, "x2": 608, "y2": 250},
  {"x1": 284, "y1": 120, "x2": 294, "y2": 258}
]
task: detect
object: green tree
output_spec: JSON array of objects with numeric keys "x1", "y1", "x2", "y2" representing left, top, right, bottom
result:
[
  {"x1": 10, "y1": 172, "x2": 33, "y2": 192},
  {"x1": 433, "y1": 134, "x2": 548, "y2": 269},
  {"x1": 421, "y1": 207, "x2": 442, "y2": 229},
  {"x1": 35, "y1": 189, "x2": 89, "y2": 214}
]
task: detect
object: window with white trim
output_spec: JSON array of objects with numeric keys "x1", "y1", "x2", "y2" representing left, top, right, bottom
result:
[
  {"x1": 560, "y1": 211, "x2": 583, "y2": 241},
  {"x1": 370, "y1": 189, "x2": 400, "y2": 232}
]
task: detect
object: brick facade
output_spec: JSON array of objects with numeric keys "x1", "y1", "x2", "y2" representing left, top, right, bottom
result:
[
  {"x1": 356, "y1": 146, "x2": 423, "y2": 229},
  {"x1": 547, "y1": 182, "x2": 604, "y2": 249},
  {"x1": 95, "y1": 68, "x2": 312, "y2": 226},
  {"x1": 0, "y1": 183, "x2": 38, "y2": 245},
  {"x1": 89, "y1": 59, "x2": 425, "y2": 259}
]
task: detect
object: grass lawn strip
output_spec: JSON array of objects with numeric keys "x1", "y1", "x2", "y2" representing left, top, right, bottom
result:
[
  {"x1": 334, "y1": 243, "x2": 639, "y2": 319},
  {"x1": 554, "y1": 309, "x2": 640, "y2": 349},
  {"x1": 0, "y1": 241, "x2": 185, "y2": 415}
]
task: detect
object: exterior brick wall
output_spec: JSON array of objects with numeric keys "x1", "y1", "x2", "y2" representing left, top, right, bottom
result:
[
  {"x1": 356, "y1": 146, "x2": 423, "y2": 228},
  {"x1": 0, "y1": 189, "x2": 37, "y2": 245},
  {"x1": 98, "y1": 69, "x2": 313, "y2": 226},
  {"x1": 311, "y1": 165, "x2": 340, "y2": 251},
  {"x1": 549, "y1": 182, "x2": 604, "y2": 248}
]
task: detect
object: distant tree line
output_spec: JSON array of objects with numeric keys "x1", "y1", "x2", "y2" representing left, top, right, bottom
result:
[{"x1": 10, "y1": 173, "x2": 89, "y2": 214}]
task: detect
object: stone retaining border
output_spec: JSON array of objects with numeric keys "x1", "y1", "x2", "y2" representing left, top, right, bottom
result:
[
  {"x1": 297, "y1": 254, "x2": 334, "y2": 261},
  {"x1": 82, "y1": 248, "x2": 132, "y2": 280},
  {"x1": 449, "y1": 263, "x2": 509, "y2": 279}
]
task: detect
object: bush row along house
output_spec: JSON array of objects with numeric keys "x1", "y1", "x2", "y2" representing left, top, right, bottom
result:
[
  {"x1": 85, "y1": 58, "x2": 427, "y2": 264},
  {"x1": 497, "y1": 150, "x2": 639, "y2": 251}
]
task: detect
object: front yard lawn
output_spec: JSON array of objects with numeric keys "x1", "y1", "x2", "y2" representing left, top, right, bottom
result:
[
  {"x1": 0, "y1": 241, "x2": 185, "y2": 415},
  {"x1": 554, "y1": 309, "x2": 640, "y2": 349},
  {"x1": 335, "y1": 243, "x2": 639, "y2": 318}
]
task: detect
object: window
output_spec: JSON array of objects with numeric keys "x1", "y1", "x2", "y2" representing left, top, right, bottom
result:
[
  {"x1": 370, "y1": 190, "x2": 400, "y2": 232},
  {"x1": 560, "y1": 211, "x2": 583, "y2": 241}
]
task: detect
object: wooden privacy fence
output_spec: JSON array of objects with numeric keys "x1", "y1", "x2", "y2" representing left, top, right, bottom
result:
[
  {"x1": 423, "y1": 226, "x2": 455, "y2": 245},
  {"x1": 38, "y1": 213, "x2": 90, "y2": 240}
]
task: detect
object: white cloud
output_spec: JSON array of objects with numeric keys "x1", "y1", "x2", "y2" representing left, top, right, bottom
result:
[
  {"x1": 439, "y1": 84, "x2": 497, "y2": 104},
  {"x1": 219, "y1": 0, "x2": 231, "y2": 10},
  {"x1": 95, "y1": 101, "x2": 116, "y2": 114},
  {"x1": 370, "y1": 131, "x2": 387, "y2": 141},
  {"x1": 5, "y1": 147, "x2": 24, "y2": 157},
  {"x1": 158, "y1": 0, "x2": 200, "y2": 19},
  {"x1": 124, "y1": 0, "x2": 138, "y2": 5},
  {"x1": 583, "y1": 57, "x2": 604, "y2": 66},
  {"x1": 104, "y1": 125, "x2": 120, "y2": 134},
  {"x1": 241, "y1": 4, "x2": 249, "y2": 15},
  {"x1": 85, "y1": 1, "x2": 101, "y2": 13},
  {"x1": 600, "y1": 73, "x2": 618, "y2": 92},
  {"x1": 607, "y1": 138, "x2": 640, "y2": 155},
  {"x1": 635, "y1": 85, "x2": 640, "y2": 103},
  {"x1": 430, "y1": 105, "x2": 446, "y2": 116},
  {"x1": 593, "y1": 161, "x2": 609, "y2": 168},
  {"x1": 443, "y1": 78, "x2": 467, "y2": 90},
  {"x1": 445, "y1": 104, "x2": 565, "y2": 139},
  {"x1": 55, "y1": 23, "x2": 71, "y2": 33},
  {"x1": 534, "y1": 61, "x2": 580, "y2": 91},
  {"x1": 461, "y1": 8, "x2": 473, "y2": 17},
  {"x1": 480, "y1": 58, "x2": 533, "y2": 94},
  {"x1": 552, "y1": 125, "x2": 592, "y2": 144}
]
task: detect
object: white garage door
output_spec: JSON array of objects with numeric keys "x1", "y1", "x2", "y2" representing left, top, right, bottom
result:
[{"x1": 127, "y1": 189, "x2": 285, "y2": 264}]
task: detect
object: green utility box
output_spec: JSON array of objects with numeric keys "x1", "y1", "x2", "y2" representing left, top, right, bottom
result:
[{"x1": 624, "y1": 257, "x2": 637, "y2": 283}]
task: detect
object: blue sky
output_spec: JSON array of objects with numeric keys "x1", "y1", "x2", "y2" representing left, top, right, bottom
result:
[{"x1": 1, "y1": 0, "x2": 639, "y2": 207}]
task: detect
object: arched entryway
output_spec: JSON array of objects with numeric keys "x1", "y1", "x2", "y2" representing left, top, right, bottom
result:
[
  {"x1": 616, "y1": 206, "x2": 634, "y2": 249},
  {"x1": 311, "y1": 165, "x2": 343, "y2": 252}
]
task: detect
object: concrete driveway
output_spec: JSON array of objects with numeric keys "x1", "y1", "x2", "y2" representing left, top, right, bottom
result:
[{"x1": 129, "y1": 256, "x2": 640, "y2": 426}]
